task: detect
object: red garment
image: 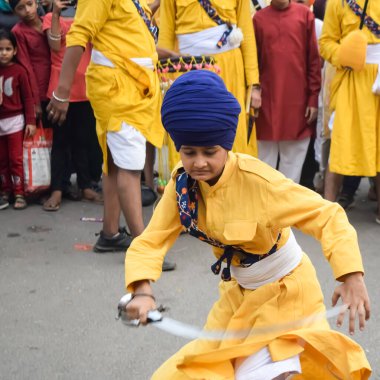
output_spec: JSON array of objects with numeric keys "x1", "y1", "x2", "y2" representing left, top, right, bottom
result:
[
  {"x1": 0, "y1": 63, "x2": 36, "y2": 126},
  {"x1": 42, "y1": 13, "x2": 91, "y2": 102},
  {"x1": 253, "y1": 3, "x2": 321, "y2": 141},
  {"x1": 0, "y1": 129, "x2": 25, "y2": 196},
  {"x1": 12, "y1": 19, "x2": 51, "y2": 104}
]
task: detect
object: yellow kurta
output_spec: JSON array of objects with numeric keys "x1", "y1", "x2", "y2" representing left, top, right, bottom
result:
[
  {"x1": 319, "y1": 0, "x2": 380, "y2": 176},
  {"x1": 66, "y1": 0, "x2": 164, "y2": 173},
  {"x1": 158, "y1": 0, "x2": 260, "y2": 170},
  {"x1": 125, "y1": 152, "x2": 371, "y2": 379}
]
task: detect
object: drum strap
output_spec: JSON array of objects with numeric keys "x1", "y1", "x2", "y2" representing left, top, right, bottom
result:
[
  {"x1": 131, "y1": 0, "x2": 158, "y2": 43},
  {"x1": 197, "y1": 0, "x2": 233, "y2": 48},
  {"x1": 345, "y1": 0, "x2": 380, "y2": 37}
]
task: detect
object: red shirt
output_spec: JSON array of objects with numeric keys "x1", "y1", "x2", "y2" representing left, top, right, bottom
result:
[
  {"x1": 0, "y1": 62, "x2": 36, "y2": 125},
  {"x1": 42, "y1": 13, "x2": 90, "y2": 102},
  {"x1": 253, "y1": 3, "x2": 321, "y2": 141},
  {"x1": 12, "y1": 18, "x2": 51, "y2": 104}
]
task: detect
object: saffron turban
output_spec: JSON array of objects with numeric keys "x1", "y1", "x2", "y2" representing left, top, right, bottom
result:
[{"x1": 161, "y1": 70, "x2": 241, "y2": 151}]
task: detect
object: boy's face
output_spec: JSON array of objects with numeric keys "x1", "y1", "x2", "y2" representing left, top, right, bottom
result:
[
  {"x1": 13, "y1": 0, "x2": 38, "y2": 23},
  {"x1": 271, "y1": 0, "x2": 291, "y2": 9},
  {"x1": 292, "y1": 0, "x2": 314, "y2": 6},
  {"x1": 179, "y1": 145, "x2": 228, "y2": 186}
]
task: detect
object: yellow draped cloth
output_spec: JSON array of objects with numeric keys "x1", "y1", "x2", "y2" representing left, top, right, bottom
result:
[
  {"x1": 125, "y1": 153, "x2": 371, "y2": 379},
  {"x1": 319, "y1": 0, "x2": 380, "y2": 176}
]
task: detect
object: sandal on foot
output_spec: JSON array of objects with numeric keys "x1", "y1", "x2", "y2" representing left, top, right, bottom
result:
[
  {"x1": 43, "y1": 198, "x2": 61, "y2": 211},
  {"x1": 13, "y1": 195, "x2": 27, "y2": 210},
  {"x1": 81, "y1": 189, "x2": 104, "y2": 205}
]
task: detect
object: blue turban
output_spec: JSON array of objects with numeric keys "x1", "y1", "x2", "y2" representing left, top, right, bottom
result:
[{"x1": 161, "y1": 70, "x2": 241, "y2": 151}]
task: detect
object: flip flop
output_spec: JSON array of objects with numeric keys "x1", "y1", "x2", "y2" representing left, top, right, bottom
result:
[
  {"x1": 43, "y1": 198, "x2": 61, "y2": 212},
  {"x1": 81, "y1": 190, "x2": 104, "y2": 205},
  {"x1": 375, "y1": 217, "x2": 380, "y2": 225},
  {"x1": 13, "y1": 195, "x2": 27, "y2": 210}
]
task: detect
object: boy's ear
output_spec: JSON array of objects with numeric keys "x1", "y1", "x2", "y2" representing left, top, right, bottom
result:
[{"x1": 13, "y1": 47, "x2": 17, "y2": 56}]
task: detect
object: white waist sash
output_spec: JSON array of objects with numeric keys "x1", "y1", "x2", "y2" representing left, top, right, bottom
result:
[
  {"x1": 177, "y1": 24, "x2": 241, "y2": 56},
  {"x1": 231, "y1": 230, "x2": 303, "y2": 290},
  {"x1": 91, "y1": 49, "x2": 155, "y2": 71},
  {"x1": 366, "y1": 44, "x2": 380, "y2": 95}
]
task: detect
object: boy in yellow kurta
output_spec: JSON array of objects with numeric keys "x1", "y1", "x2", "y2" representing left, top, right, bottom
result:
[
  {"x1": 319, "y1": 0, "x2": 380, "y2": 221},
  {"x1": 124, "y1": 71, "x2": 371, "y2": 379},
  {"x1": 157, "y1": 0, "x2": 261, "y2": 170},
  {"x1": 46, "y1": 0, "x2": 175, "y2": 265}
]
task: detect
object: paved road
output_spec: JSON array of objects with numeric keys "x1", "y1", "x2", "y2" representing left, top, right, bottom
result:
[{"x1": 0, "y1": 182, "x2": 379, "y2": 379}]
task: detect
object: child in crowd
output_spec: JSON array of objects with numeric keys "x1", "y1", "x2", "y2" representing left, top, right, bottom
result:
[
  {"x1": 0, "y1": 29, "x2": 36, "y2": 210},
  {"x1": 41, "y1": 0, "x2": 102, "y2": 211},
  {"x1": 124, "y1": 71, "x2": 371, "y2": 379},
  {"x1": 9, "y1": 0, "x2": 51, "y2": 123}
]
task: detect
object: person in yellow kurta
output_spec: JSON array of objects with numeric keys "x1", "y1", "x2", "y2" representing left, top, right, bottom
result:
[
  {"x1": 123, "y1": 71, "x2": 371, "y2": 379},
  {"x1": 157, "y1": 0, "x2": 261, "y2": 171},
  {"x1": 46, "y1": 0, "x2": 173, "y2": 269},
  {"x1": 319, "y1": 0, "x2": 380, "y2": 222}
]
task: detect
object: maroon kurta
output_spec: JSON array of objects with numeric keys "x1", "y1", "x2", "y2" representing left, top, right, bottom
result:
[{"x1": 253, "y1": 3, "x2": 321, "y2": 141}]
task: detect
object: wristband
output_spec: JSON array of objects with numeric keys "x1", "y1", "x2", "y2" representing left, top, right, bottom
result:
[
  {"x1": 52, "y1": 91, "x2": 69, "y2": 103},
  {"x1": 131, "y1": 293, "x2": 156, "y2": 302}
]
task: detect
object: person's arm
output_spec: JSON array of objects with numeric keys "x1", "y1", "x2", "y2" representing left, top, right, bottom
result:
[
  {"x1": 266, "y1": 176, "x2": 370, "y2": 334},
  {"x1": 149, "y1": 0, "x2": 160, "y2": 16},
  {"x1": 47, "y1": 0, "x2": 112, "y2": 124},
  {"x1": 305, "y1": 11, "x2": 321, "y2": 125},
  {"x1": 157, "y1": 0, "x2": 177, "y2": 50},
  {"x1": 319, "y1": 0, "x2": 344, "y2": 68},
  {"x1": 19, "y1": 66, "x2": 37, "y2": 137},
  {"x1": 237, "y1": 0, "x2": 259, "y2": 86},
  {"x1": 125, "y1": 178, "x2": 183, "y2": 323},
  {"x1": 12, "y1": 27, "x2": 41, "y2": 114}
]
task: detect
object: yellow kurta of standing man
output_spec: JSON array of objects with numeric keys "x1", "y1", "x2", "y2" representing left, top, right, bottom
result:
[
  {"x1": 66, "y1": 0, "x2": 165, "y2": 173},
  {"x1": 158, "y1": 0, "x2": 260, "y2": 170},
  {"x1": 125, "y1": 152, "x2": 370, "y2": 379},
  {"x1": 319, "y1": 0, "x2": 380, "y2": 176}
]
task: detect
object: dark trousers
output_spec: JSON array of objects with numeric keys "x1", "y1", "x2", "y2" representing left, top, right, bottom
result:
[
  {"x1": 0, "y1": 130, "x2": 24, "y2": 196},
  {"x1": 50, "y1": 101, "x2": 102, "y2": 191}
]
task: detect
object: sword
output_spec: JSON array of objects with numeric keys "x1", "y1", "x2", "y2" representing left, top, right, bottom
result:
[{"x1": 116, "y1": 294, "x2": 347, "y2": 341}]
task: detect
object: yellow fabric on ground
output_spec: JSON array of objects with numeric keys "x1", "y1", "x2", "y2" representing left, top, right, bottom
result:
[
  {"x1": 158, "y1": 0, "x2": 259, "y2": 169},
  {"x1": 319, "y1": 0, "x2": 380, "y2": 176},
  {"x1": 66, "y1": 0, "x2": 164, "y2": 173},
  {"x1": 125, "y1": 152, "x2": 370, "y2": 379}
]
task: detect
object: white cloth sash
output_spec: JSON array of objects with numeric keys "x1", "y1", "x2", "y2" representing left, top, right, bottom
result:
[
  {"x1": 231, "y1": 230, "x2": 303, "y2": 290},
  {"x1": 366, "y1": 44, "x2": 380, "y2": 95},
  {"x1": 177, "y1": 24, "x2": 241, "y2": 56},
  {"x1": 91, "y1": 49, "x2": 155, "y2": 71}
]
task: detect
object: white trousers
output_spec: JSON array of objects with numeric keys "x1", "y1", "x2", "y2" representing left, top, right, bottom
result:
[
  {"x1": 235, "y1": 347, "x2": 301, "y2": 380},
  {"x1": 258, "y1": 138, "x2": 311, "y2": 183}
]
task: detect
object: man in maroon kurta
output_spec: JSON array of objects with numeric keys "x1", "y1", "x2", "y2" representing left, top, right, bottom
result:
[{"x1": 253, "y1": 0, "x2": 321, "y2": 183}]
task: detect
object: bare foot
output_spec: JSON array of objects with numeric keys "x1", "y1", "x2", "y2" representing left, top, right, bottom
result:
[{"x1": 82, "y1": 188, "x2": 103, "y2": 204}]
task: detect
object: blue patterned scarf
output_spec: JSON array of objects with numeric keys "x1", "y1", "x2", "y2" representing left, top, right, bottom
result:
[{"x1": 346, "y1": 0, "x2": 380, "y2": 37}]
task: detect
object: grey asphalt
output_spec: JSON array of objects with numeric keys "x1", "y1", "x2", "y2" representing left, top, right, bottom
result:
[{"x1": 0, "y1": 182, "x2": 379, "y2": 380}]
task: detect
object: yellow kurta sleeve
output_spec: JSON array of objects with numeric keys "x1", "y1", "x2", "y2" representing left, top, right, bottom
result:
[
  {"x1": 158, "y1": 0, "x2": 177, "y2": 50},
  {"x1": 266, "y1": 177, "x2": 364, "y2": 281},
  {"x1": 236, "y1": 0, "x2": 259, "y2": 85},
  {"x1": 125, "y1": 178, "x2": 183, "y2": 292},
  {"x1": 66, "y1": 0, "x2": 111, "y2": 48},
  {"x1": 319, "y1": 0, "x2": 344, "y2": 68}
]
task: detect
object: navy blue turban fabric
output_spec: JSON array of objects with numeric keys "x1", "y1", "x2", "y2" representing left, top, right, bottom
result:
[{"x1": 161, "y1": 70, "x2": 241, "y2": 151}]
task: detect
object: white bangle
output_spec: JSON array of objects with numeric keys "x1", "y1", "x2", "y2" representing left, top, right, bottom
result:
[
  {"x1": 52, "y1": 91, "x2": 69, "y2": 103},
  {"x1": 47, "y1": 30, "x2": 62, "y2": 40}
]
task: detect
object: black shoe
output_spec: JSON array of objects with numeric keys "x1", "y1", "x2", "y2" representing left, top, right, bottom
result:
[
  {"x1": 141, "y1": 185, "x2": 158, "y2": 207},
  {"x1": 162, "y1": 259, "x2": 176, "y2": 271},
  {"x1": 93, "y1": 230, "x2": 132, "y2": 253},
  {"x1": 337, "y1": 194, "x2": 355, "y2": 210},
  {"x1": 0, "y1": 197, "x2": 9, "y2": 210}
]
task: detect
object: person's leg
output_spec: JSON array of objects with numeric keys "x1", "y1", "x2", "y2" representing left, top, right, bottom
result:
[
  {"x1": 7, "y1": 130, "x2": 27, "y2": 209},
  {"x1": 337, "y1": 176, "x2": 361, "y2": 209},
  {"x1": 258, "y1": 140, "x2": 279, "y2": 169},
  {"x1": 143, "y1": 141, "x2": 156, "y2": 190},
  {"x1": 278, "y1": 138, "x2": 310, "y2": 183},
  {"x1": 300, "y1": 137, "x2": 319, "y2": 189},
  {"x1": 375, "y1": 173, "x2": 380, "y2": 223},
  {"x1": 324, "y1": 166, "x2": 343, "y2": 202},
  {"x1": 0, "y1": 134, "x2": 12, "y2": 207}
]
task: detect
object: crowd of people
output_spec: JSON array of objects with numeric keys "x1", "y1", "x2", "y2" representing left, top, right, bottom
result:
[{"x1": 0, "y1": 0, "x2": 377, "y2": 377}]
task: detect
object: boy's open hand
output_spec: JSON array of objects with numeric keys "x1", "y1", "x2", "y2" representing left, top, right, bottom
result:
[{"x1": 332, "y1": 272, "x2": 370, "y2": 335}]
